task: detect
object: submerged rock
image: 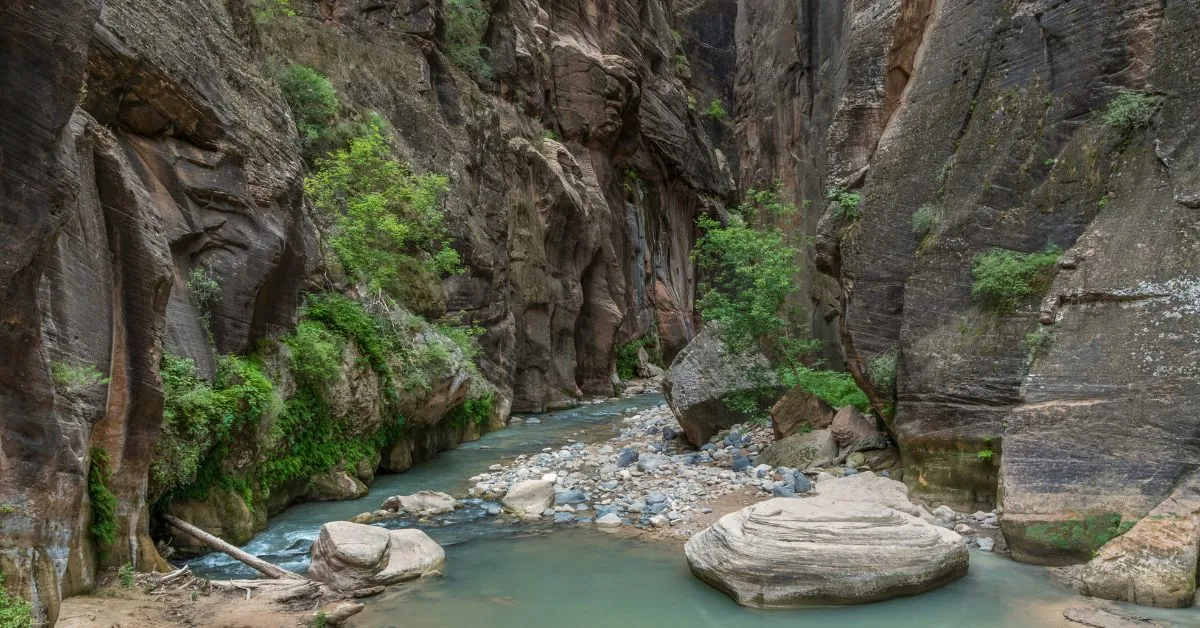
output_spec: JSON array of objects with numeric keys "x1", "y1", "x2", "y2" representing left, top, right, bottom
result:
[
  {"x1": 309, "y1": 522, "x2": 444, "y2": 591},
  {"x1": 685, "y1": 475, "x2": 967, "y2": 607}
]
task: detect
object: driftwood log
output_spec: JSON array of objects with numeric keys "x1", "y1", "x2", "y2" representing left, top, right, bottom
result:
[{"x1": 163, "y1": 514, "x2": 306, "y2": 581}]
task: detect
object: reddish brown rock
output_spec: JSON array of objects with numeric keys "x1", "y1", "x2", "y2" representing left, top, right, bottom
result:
[{"x1": 770, "y1": 387, "x2": 836, "y2": 440}]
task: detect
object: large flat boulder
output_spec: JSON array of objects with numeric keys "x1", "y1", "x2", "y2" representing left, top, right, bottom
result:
[
  {"x1": 501, "y1": 479, "x2": 555, "y2": 514},
  {"x1": 771, "y1": 387, "x2": 835, "y2": 439},
  {"x1": 382, "y1": 491, "x2": 457, "y2": 516},
  {"x1": 684, "y1": 474, "x2": 966, "y2": 607},
  {"x1": 662, "y1": 328, "x2": 782, "y2": 446},
  {"x1": 308, "y1": 522, "x2": 444, "y2": 591}
]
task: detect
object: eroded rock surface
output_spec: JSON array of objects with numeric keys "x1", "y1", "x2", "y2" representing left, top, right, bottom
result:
[{"x1": 684, "y1": 475, "x2": 967, "y2": 607}]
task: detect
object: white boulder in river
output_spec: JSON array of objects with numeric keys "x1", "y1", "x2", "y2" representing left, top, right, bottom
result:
[
  {"x1": 684, "y1": 473, "x2": 968, "y2": 607},
  {"x1": 309, "y1": 521, "x2": 445, "y2": 591},
  {"x1": 501, "y1": 479, "x2": 555, "y2": 514}
]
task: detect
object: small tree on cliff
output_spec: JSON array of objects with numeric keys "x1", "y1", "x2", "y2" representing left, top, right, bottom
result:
[{"x1": 305, "y1": 123, "x2": 461, "y2": 307}]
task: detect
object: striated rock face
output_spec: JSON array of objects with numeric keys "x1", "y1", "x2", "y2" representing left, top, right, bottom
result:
[
  {"x1": 308, "y1": 522, "x2": 444, "y2": 592},
  {"x1": 732, "y1": 0, "x2": 1200, "y2": 591},
  {"x1": 1066, "y1": 471, "x2": 1200, "y2": 608},
  {"x1": 662, "y1": 327, "x2": 781, "y2": 446},
  {"x1": 685, "y1": 475, "x2": 967, "y2": 607}
]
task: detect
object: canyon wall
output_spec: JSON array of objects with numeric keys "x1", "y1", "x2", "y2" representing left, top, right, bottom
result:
[
  {"x1": 735, "y1": 0, "x2": 1199, "y2": 570},
  {"x1": 0, "y1": 0, "x2": 731, "y2": 622}
]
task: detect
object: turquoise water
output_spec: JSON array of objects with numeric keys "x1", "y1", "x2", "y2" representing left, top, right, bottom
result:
[{"x1": 189, "y1": 395, "x2": 1200, "y2": 627}]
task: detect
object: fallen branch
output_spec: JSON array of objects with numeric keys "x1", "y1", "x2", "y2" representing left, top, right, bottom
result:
[{"x1": 163, "y1": 515, "x2": 306, "y2": 581}]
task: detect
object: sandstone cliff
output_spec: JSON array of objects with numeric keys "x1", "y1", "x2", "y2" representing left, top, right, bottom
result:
[{"x1": 733, "y1": 0, "x2": 1199, "y2": 585}]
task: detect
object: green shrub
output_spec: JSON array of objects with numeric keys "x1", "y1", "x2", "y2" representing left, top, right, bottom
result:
[
  {"x1": 0, "y1": 571, "x2": 33, "y2": 628},
  {"x1": 614, "y1": 337, "x2": 659, "y2": 381},
  {"x1": 87, "y1": 448, "x2": 119, "y2": 552},
  {"x1": 118, "y1": 563, "x2": 135, "y2": 588},
  {"x1": 51, "y1": 362, "x2": 109, "y2": 395},
  {"x1": 305, "y1": 124, "x2": 459, "y2": 306},
  {"x1": 448, "y1": 392, "x2": 494, "y2": 429},
  {"x1": 705, "y1": 98, "x2": 727, "y2": 119},
  {"x1": 285, "y1": 320, "x2": 345, "y2": 390},
  {"x1": 910, "y1": 204, "x2": 940, "y2": 236},
  {"x1": 1100, "y1": 90, "x2": 1160, "y2": 129},
  {"x1": 1024, "y1": 325, "x2": 1054, "y2": 365},
  {"x1": 977, "y1": 448, "x2": 994, "y2": 462},
  {"x1": 784, "y1": 367, "x2": 870, "y2": 412},
  {"x1": 304, "y1": 294, "x2": 393, "y2": 390},
  {"x1": 150, "y1": 353, "x2": 274, "y2": 504},
  {"x1": 722, "y1": 390, "x2": 773, "y2": 425},
  {"x1": 675, "y1": 53, "x2": 689, "y2": 76},
  {"x1": 280, "y1": 65, "x2": 338, "y2": 142},
  {"x1": 188, "y1": 266, "x2": 220, "y2": 339},
  {"x1": 826, "y1": 187, "x2": 862, "y2": 220},
  {"x1": 251, "y1": 0, "x2": 296, "y2": 22},
  {"x1": 868, "y1": 349, "x2": 897, "y2": 395},
  {"x1": 971, "y1": 246, "x2": 1062, "y2": 309},
  {"x1": 444, "y1": 0, "x2": 491, "y2": 78}
]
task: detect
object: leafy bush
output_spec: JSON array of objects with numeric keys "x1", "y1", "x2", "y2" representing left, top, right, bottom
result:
[
  {"x1": 675, "y1": 53, "x2": 689, "y2": 76},
  {"x1": 447, "y1": 392, "x2": 494, "y2": 429},
  {"x1": 280, "y1": 65, "x2": 338, "y2": 143},
  {"x1": 188, "y1": 266, "x2": 220, "y2": 338},
  {"x1": 285, "y1": 320, "x2": 345, "y2": 390},
  {"x1": 118, "y1": 563, "x2": 135, "y2": 589},
  {"x1": 977, "y1": 448, "x2": 994, "y2": 462},
  {"x1": 868, "y1": 349, "x2": 897, "y2": 395},
  {"x1": 784, "y1": 367, "x2": 871, "y2": 412},
  {"x1": 705, "y1": 98, "x2": 728, "y2": 119},
  {"x1": 971, "y1": 246, "x2": 1062, "y2": 309},
  {"x1": 52, "y1": 362, "x2": 109, "y2": 395},
  {"x1": 304, "y1": 294, "x2": 394, "y2": 390},
  {"x1": 722, "y1": 390, "x2": 773, "y2": 425},
  {"x1": 0, "y1": 571, "x2": 33, "y2": 628},
  {"x1": 1024, "y1": 326, "x2": 1054, "y2": 364},
  {"x1": 911, "y1": 204, "x2": 940, "y2": 236},
  {"x1": 826, "y1": 187, "x2": 862, "y2": 220},
  {"x1": 614, "y1": 337, "x2": 659, "y2": 381},
  {"x1": 252, "y1": 0, "x2": 296, "y2": 22},
  {"x1": 1100, "y1": 90, "x2": 1159, "y2": 129},
  {"x1": 444, "y1": 0, "x2": 491, "y2": 78},
  {"x1": 151, "y1": 354, "x2": 275, "y2": 504},
  {"x1": 305, "y1": 124, "x2": 459, "y2": 306},
  {"x1": 87, "y1": 448, "x2": 119, "y2": 552}
]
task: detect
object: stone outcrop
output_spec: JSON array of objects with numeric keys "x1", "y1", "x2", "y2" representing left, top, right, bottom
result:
[
  {"x1": 662, "y1": 328, "x2": 781, "y2": 446},
  {"x1": 382, "y1": 491, "x2": 457, "y2": 517},
  {"x1": 755, "y1": 430, "x2": 837, "y2": 470},
  {"x1": 684, "y1": 474, "x2": 967, "y2": 607},
  {"x1": 730, "y1": 0, "x2": 1200, "y2": 599},
  {"x1": 501, "y1": 479, "x2": 555, "y2": 515},
  {"x1": 308, "y1": 522, "x2": 444, "y2": 592},
  {"x1": 830, "y1": 406, "x2": 889, "y2": 457},
  {"x1": 770, "y1": 387, "x2": 835, "y2": 440},
  {"x1": 1065, "y1": 472, "x2": 1200, "y2": 608}
]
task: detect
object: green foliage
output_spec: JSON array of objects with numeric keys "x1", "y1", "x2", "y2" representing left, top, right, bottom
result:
[
  {"x1": 188, "y1": 266, "x2": 220, "y2": 339},
  {"x1": 694, "y1": 187, "x2": 818, "y2": 376},
  {"x1": 722, "y1": 390, "x2": 773, "y2": 425},
  {"x1": 614, "y1": 336, "x2": 660, "y2": 381},
  {"x1": 1023, "y1": 513, "x2": 1132, "y2": 555},
  {"x1": 444, "y1": 0, "x2": 492, "y2": 78},
  {"x1": 305, "y1": 124, "x2": 459, "y2": 307},
  {"x1": 675, "y1": 53, "x2": 689, "y2": 76},
  {"x1": 51, "y1": 362, "x2": 109, "y2": 395},
  {"x1": 1100, "y1": 90, "x2": 1159, "y2": 129},
  {"x1": 705, "y1": 98, "x2": 728, "y2": 119},
  {"x1": 0, "y1": 571, "x2": 33, "y2": 628},
  {"x1": 910, "y1": 204, "x2": 940, "y2": 236},
  {"x1": 783, "y1": 367, "x2": 871, "y2": 412},
  {"x1": 623, "y1": 168, "x2": 640, "y2": 194},
  {"x1": 0, "y1": 504, "x2": 14, "y2": 515},
  {"x1": 971, "y1": 246, "x2": 1062, "y2": 309},
  {"x1": 285, "y1": 320, "x2": 345, "y2": 390},
  {"x1": 977, "y1": 448, "x2": 994, "y2": 462},
  {"x1": 541, "y1": 129, "x2": 560, "y2": 143},
  {"x1": 252, "y1": 0, "x2": 296, "y2": 22},
  {"x1": 280, "y1": 65, "x2": 338, "y2": 144},
  {"x1": 118, "y1": 563, "x2": 135, "y2": 589},
  {"x1": 1024, "y1": 326, "x2": 1054, "y2": 363},
  {"x1": 826, "y1": 187, "x2": 862, "y2": 220},
  {"x1": 868, "y1": 349, "x2": 897, "y2": 395},
  {"x1": 312, "y1": 611, "x2": 329, "y2": 628},
  {"x1": 151, "y1": 354, "x2": 275, "y2": 505},
  {"x1": 304, "y1": 294, "x2": 394, "y2": 391},
  {"x1": 87, "y1": 448, "x2": 119, "y2": 552},
  {"x1": 448, "y1": 392, "x2": 494, "y2": 429}
]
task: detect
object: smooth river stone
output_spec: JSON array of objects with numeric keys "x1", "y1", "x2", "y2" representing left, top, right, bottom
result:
[
  {"x1": 309, "y1": 521, "x2": 445, "y2": 591},
  {"x1": 684, "y1": 493, "x2": 968, "y2": 607}
]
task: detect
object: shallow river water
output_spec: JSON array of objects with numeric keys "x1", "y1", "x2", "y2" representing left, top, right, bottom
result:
[{"x1": 190, "y1": 395, "x2": 1200, "y2": 627}]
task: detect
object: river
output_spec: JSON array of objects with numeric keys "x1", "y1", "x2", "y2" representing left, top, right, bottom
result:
[{"x1": 189, "y1": 394, "x2": 1199, "y2": 627}]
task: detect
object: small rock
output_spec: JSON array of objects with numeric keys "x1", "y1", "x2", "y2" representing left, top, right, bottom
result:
[
  {"x1": 645, "y1": 491, "x2": 668, "y2": 505},
  {"x1": 314, "y1": 601, "x2": 364, "y2": 626},
  {"x1": 649, "y1": 514, "x2": 669, "y2": 528},
  {"x1": 663, "y1": 427, "x2": 677, "y2": 441},
  {"x1": 953, "y1": 523, "x2": 971, "y2": 534},
  {"x1": 933, "y1": 505, "x2": 956, "y2": 520},
  {"x1": 972, "y1": 511, "x2": 990, "y2": 522},
  {"x1": 485, "y1": 504, "x2": 502, "y2": 516},
  {"x1": 553, "y1": 512, "x2": 575, "y2": 524},
  {"x1": 596, "y1": 513, "x2": 622, "y2": 528},
  {"x1": 628, "y1": 500, "x2": 646, "y2": 513},
  {"x1": 616, "y1": 448, "x2": 639, "y2": 468},
  {"x1": 525, "y1": 417, "x2": 541, "y2": 424},
  {"x1": 731, "y1": 455, "x2": 752, "y2": 472},
  {"x1": 977, "y1": 538, "x2": 995, "y2": 552},
  {"x1": 772, "y1": 485, "x2": 797, "y2": 498},
  {"x1": 791, "y1": 473, "x2": 811, "y2": 493}
]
